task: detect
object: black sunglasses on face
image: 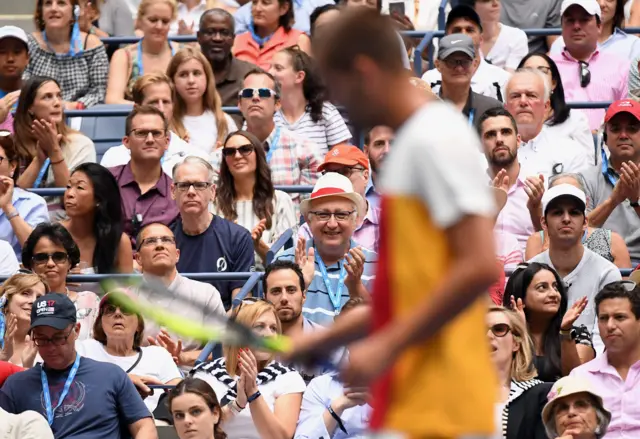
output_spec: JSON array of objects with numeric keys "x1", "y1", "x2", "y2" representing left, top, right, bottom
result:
[
  {"x1": 222, "y1": 144, "x2": 255, "y2": 158},
  {"x1": 32, "y1": 252, "x2": 68, "y2": 266},
  {"x1": 579, "y1": 61, "x2": 591, "y2": 88},
  {"x1": 238, "y1": 88, "x2": 277, "y2": 99},
  {"x1": 102, "y1": 304, "x2": 135, "y2": 316},
  {"x1": 489, "y1": 323, "x2": 511, "y2": 338}
]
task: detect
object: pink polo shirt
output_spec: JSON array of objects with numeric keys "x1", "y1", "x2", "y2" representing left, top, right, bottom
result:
[
  {"x1": 551, "y1": 49, "x2": 629, "y2": 131},
  {"x1": 570, "y1": 353, "x2": 640, "y2": 438},
  {"x1": 233, "y1": 27, "x2": 303, "y2": 71},
  {"x1": 494, "y1": 164, "x2": 536, "y2": 252}
]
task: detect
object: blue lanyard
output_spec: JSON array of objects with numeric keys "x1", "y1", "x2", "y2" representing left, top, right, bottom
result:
[
  {"x1": 33, "y1": 158, "x2": 51, "y2": 188},
  {"x1": 601, "y1": 148, "x2": 618, "y2": 187},
  {"x1": 468, "y1": 109, "x2": 475, "y2": 127},
  {"x1": 41, "y1": 353, "x2": 81, "y2": 426},
  {"x1": 266, "y1": 127, "x2": 281, "y2": 163},
  {"x1": 137, "y1": 40, "x2": 176, "y2": 76},
  {"x1": 42, "y1": 29, "x2": 82, "y2": 57},
  {"x1": 315, "y1": 248, "x2": 346, "y2": 315},
  {"x1": 248, "y1": 22, "x2": 273, "y2": 47}
]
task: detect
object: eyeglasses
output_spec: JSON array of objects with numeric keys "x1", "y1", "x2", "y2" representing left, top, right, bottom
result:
[
  {"x1": 174, "y1": 182, "x2": 212, "y2": 192},
  {"x1": 32, "y1": 252, "x2": 68, "y2": 266},
  {"x1": 579, "y1": 61, "x2": 591, "y2": 88},
  {"x1": 139, "y1": 236, "x2": 176, "y2": 248},
  {"x1": 488, "y1": 323, "x2": 511, "y2": 337},
  {"x1": 32, "y1": 327, "x2": 74, "y2": 347},
  {"x1": 129, "y1": 128, "x2": 166, "y2": 140},
  {"x1": 102, "y1": 304, "x2": 135, "y2": 316},
  {"x1": 321, "y1": 166, "x2": 366, "y2": 178},
  {"x1": 222, "y1": 144, "x2": 255, "y2": 158},
  {"x1": 309, "y1": 210, "x2": 356, "y2": 222},
  {"x1": 238, "y1": 88, "x2": 277, "y2": 99},
  {"x1": 443, "y1": 58, "x2": 473, "y2": 69}
]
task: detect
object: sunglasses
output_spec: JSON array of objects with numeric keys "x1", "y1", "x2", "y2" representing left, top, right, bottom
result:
[
  {"x1": 488, "y1": 323, "x2": 511, "y2": 338},
  {"x1": 32, "y1": 252, "x2": 68, "y2": 266},
  {"x1": 238, "y1": 88, "x2": 277, "y2": 99},
  {"x1": 579, "y1": 61, "x2": 591, "y2": 88},
  {"x1": 102, "y1": 303, "x2": 135, "y2": 316},
  {"x1": 222, "y1": 144, "x2": 255, "y2": 158},
  {"x1": 231, "y1": 297, "x2": 270, "y2": 321}
]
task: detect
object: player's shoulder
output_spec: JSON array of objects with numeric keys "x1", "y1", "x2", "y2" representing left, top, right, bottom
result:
[{"x1": 397, "y1": 102, "x2": 478, "y2": 145}]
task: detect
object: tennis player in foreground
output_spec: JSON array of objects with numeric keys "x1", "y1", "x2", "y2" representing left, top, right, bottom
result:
[{"x1": 285, "y1": 10, "x2": 502, "y2": 439}]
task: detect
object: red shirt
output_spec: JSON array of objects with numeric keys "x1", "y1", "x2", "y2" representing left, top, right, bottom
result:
[{"x1": 0, "y1": 361, "x2": 23, "y2": 387}]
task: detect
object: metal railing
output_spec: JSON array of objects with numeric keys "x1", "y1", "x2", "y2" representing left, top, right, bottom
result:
[{"x1": 28, "y1": 185, "x2": 313, "y2": 197}]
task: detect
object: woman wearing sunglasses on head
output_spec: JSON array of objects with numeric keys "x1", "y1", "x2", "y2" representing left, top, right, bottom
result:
[
  {"x1": 213, "y1": 131, "x2": 296, "y2": 270},
  {"x1": 268, "y1": 47, "x2": 351, "y2": 155},
  {"x1": 190, "y1": 299, "x2": 305, "y2": 439},
  {"x1": 487, "y1": 306, "x2": 552, "y2": 439},
  {"x1": 21, "y1": 223, "x2": 100, "y2": 341},
  {"x1": 502, "y1": 262, "x2": 595, "y2": 383},
  {"x1": 0, "y1": 272, "x2": 49, "y2": 367},
  {"x1": 168, "y1": 377, "x2": 227, "y2": 439},
  {"x1": 167, "y1": 47, "x2": 237, "y2": 154}
]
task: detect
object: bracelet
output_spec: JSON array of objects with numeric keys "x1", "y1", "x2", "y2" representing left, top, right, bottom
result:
[
  {"x1": 228, "y1": 400, "x2": 244, "y2": 414},
  {"x1": 247, "y1": 390, "x2": 261, "y2": 404},
  {"x1": 234, "y1": 399, "x2": 246, "y2": 411},
  {"x1": 5, "y1": 209, "x2": 19, "y2": 220},
  {"x1": 327, "y1": 404, "x2": 347, "y2": 434},
  {"x1": 50, "y1": 157, "x2": 65, "y2": 165}
]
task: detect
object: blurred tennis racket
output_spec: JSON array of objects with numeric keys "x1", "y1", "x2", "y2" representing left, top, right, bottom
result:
[{"x1": 99, "y1": 276, "x2": 293, "y2": 354}]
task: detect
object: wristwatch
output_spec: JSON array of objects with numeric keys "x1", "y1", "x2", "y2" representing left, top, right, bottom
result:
[
  {"x1": 559, "y1": 328, "x2": 576, "y2": 341},
  {"x1": 630, "y1": 200, "x2": 640, "y2": 208}
]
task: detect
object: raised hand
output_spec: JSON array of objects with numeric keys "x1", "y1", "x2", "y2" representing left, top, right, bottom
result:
[
  {"x1": 0, "y1": 175, "x2": 15, "y2": 211},
  {"x1": 239, "y1": 348, "x2": 259, "y2": 396},
  {"x1": 344, "y1": 247, "x2": 365, "y2": 295},
  {"x1": 0, "y1": 91, "x2": 19, "y2": 124},
  {"x1": 509, "y1": 295, "x2": 526, "y2": 324},
  {"x1": 31, "y1": 119, "x2": 62, "y2": 158},
  {"x1": 251, "y1": 219, "x2": 268, "y2": 251},
  {"x1": 21, "y1": 335, "x2": 38, "y2": 368},
  {"x1": 561, "y1": 297, "x2": 588, "y2": 331},
  {"x1": 152, "y1": 329, "x2": 186, "y2": 366},
  {"x1": 295, "y1": 238, "x2": 315, "y2": 289},
  {"x1": 492, "y1": 169, "x2": 510, "y2": 193},
  {"x1": 524, "y1": 174, "x2": 545, "y2": 211}
]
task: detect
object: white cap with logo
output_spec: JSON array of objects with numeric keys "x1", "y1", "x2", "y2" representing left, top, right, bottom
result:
[
  {"x1": 0, "y1": 26, "x2": 29, "y2": 47},
  {"x1": 561, "y1": 0, "x2": 602, "y2": 18},
  {"x1": 541, "y1": 184, "x2": 587, "y2": 214}
]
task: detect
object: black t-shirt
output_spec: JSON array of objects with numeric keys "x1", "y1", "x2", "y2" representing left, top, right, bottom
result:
[
  {"x1": 0, "y1": 357, "x2": 151, "y2": 439},
  {"x1": 173, "y1": 215, "x2": 255, "y2": 309}
]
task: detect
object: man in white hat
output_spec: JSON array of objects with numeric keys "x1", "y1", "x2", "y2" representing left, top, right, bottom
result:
[
  {"x1": 275, "y1": 172, "x2": 376, "y2": 327},
  {"x1": 528, "y1": 183, "x2": 621, "y2": 353},
  {"x1": 550, "y1": 0, "x2": 629, "y2": 131},
  {"x1": 0, "y1": 26, "x2": 28, "y2": 130}
]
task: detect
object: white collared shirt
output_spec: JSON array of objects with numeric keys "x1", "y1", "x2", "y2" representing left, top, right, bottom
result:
[{"x1": 169, "y1": 0, "x2": 207, "y2": 34}]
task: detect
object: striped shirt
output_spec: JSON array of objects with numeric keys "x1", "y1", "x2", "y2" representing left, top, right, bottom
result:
[
  {"x1": 273, "y1": 102, "x2": 352, "y2": 155},
  {"x1": 551, "y1": 48, "x2": 629, "y2": 131},
  {"x1": 210, "y1": 190, "x2": 297, "y2": 270},
  {"x1": 275, "y1": 238, "x2": 377, "y2": 326}
]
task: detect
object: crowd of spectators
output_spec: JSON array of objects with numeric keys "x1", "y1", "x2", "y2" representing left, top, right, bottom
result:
[{"x1": 1, "y1": 0, "x2": 640, "y2": 438}]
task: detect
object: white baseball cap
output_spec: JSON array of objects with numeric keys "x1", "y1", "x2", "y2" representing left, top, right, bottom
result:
[
  {"x1": 541, "y1": 184, "x2": 587, "y2": 214},
  {"x1": 0, "y1": 26, "x2": 29, "y2": 48},
  {"x1": 300, "y1": 173, "x2": 366, "y2": 219},
  {"x1": 561, "y1": 0, "x2": 602, "y2": 18}
]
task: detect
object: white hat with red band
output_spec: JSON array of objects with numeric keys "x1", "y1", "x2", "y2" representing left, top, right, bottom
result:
[{"x1": 300, "y1": 172, "x2": 367, "y2": 218}]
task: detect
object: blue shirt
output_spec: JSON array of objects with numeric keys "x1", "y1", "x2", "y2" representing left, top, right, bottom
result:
[
  {"x1": 275, "y1": 239, "x2": 377, "y2": 326},
  {"x1": 0, "y1": 89, "x2": 19, "y2": 112},
  {"x1": 173, "y1": 215, "x2": 255, "y2": 310},
  {"x1": 0, "y1": 187, "x2": 49, "y2": 260},
  {"x1": 0, "y1": 357, "x2": 151, "y2": 439},
  {"x1": 233, "y1": 0, "x2": 334, "y2": 34},
  {"x1": 365, "y1": 177, "x2": 380, "y2": 213}
]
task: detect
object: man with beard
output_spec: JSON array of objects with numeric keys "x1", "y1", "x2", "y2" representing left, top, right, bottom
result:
[
  {"x1": 197, "y1": 9, "x2": 254, "y2": 125},
  {"x1": 479, "y1": 107, "x2": 544, "y2": 250},
  {"x1": 364, "y1": 125, "x2": 393, "y2": 210}
]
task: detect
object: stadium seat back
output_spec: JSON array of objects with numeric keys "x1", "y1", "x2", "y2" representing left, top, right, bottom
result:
[{"x1": 77, "y1": 104, "x2": 132, "y2": 163}]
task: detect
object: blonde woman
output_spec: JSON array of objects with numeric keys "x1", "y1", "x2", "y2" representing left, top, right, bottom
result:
[
  {"x1": 106, "y1": 0, "x2": 181, "y2": 104},
  {"x1": 167, "y1": 47, "x2": 237, "y2": 153},
  {"x1": 0, "y1": 272, "x2": 49, "y2": 367},
  {"x1": 191, "y1": 299, "x2": 304, "y2": 439},
  {"x1": 487, "y1": 306, "x2": 552, "y2": 439}
]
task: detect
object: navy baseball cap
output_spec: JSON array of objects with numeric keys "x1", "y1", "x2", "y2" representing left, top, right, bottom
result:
[
  {"x1": 446, "y1": 5, "x2": 483, "y2": 32},
  {"x1": 30, "y1": 293, "x2": 77, "y2": 331}
]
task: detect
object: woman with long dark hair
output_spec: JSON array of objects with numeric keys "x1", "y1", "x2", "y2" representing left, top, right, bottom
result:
[
  {"x1": 168, "y1": 377, "x2": 227, "y2": 439},
  {"x1": 502, "y1": 262, "x2": 595, "y2": 382},
  {"x1": 213, "y1": 130, "x2": 296, "y2": 269},
  {"x1": 12, "y1": 76, "x2": 96, "y2": 219},
  {"x1": 269, "y1": 46, "x2": 351, "y2": 154},
  {"x1": 60, "y1": 163, "x2": 133, "y2": 274},
  {"x1": 518, "y1": 54, "x2": 593, "y2": 162}
]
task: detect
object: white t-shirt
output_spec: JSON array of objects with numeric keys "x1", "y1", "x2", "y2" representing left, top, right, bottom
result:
[
  {"x1": 529, "y1": 247, "x2": 622, "y2": 354},
  {"x1": 422, "y1": 57, "x2": 511, "y2": 102},
  {"x1": 0, "y1": 240, "x2": 19, "y2": 275},
  {"x1": 76, "y1": 339, "x2": 182, "y2": 412},
  {"x1": 518, "y1": 125, "x2": 592, "y2": 179},
  {"x1": 485, "y1": 24, "x2": 529, "y2": 70},
  {"x1": 182, "y1": 110, "x2": 238, "y2": 154},
  {"x1": 100, "y1": 131, "x2": 210, "y2": 176},
  {"x1": 193, "y1": 360, "x2": 305, "y2": 439},
  {"x1": 545, "y1": 110, "x2": 595, "y2": 166}
]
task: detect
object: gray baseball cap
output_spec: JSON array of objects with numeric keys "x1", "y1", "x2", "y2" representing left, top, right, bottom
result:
[{"x1": 438, "y1": 33, "x2": 475, "y2": 60}]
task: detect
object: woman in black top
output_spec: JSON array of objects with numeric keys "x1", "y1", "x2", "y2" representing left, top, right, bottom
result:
[{"x1": 503, "y1": 263, "x2": 595, "y2": 382}]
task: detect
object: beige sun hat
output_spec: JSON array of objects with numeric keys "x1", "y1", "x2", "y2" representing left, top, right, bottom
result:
[{"x1": 300, "y1": 172, "x2": 366, "y2": 218}]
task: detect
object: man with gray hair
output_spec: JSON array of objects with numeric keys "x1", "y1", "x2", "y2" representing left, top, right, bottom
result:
[
  {"x1": 170, "y1": 156, "x2": 255, "y2": 310},
  {"x1": 505, "y1": 68, "x2": 592, "y2": 180}
]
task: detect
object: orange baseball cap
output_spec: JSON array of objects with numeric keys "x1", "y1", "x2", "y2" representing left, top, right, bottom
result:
[{"x1": 317, "y1": 144, "x2": 370, "y2": 173}]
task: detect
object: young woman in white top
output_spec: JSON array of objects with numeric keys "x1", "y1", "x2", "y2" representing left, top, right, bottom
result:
[
  {"x1": 167, "y1": 47, "x2": 237, "y2": 154},
  {"x1": 269, "y1": 46, "x2": 351, "y2": 154},
  {"x1": 474, "y1": 0, "x2": 528, "y2": 72},
  {"x1": 168, "y1": 377, "x2": 227, "y2": 439},
  {"x1": 192, "y1": 299, "x2": 305, "y2": 439},
  {"x1": 212, "y1": 131, "x2": 296, "y2": 270},
  {"x1": 0, "y1": 272, "x2": 47, "y2": 367},
  {"x1": 519, "y1": 54, "x2": 595, "y2": 164}
]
